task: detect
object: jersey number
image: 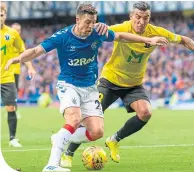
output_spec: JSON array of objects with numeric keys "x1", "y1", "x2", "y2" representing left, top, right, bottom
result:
[
  {"x1": 127, "y1": 50, "x2": 144, "y2": 63},
  {"x1": 1, "y1": 45, "x2": 7, "y2": 55},
  {"x1": 95, "y1": 100, "x2": 101, "y2": 109}
]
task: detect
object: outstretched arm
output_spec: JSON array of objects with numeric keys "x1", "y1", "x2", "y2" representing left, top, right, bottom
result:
[
  {"x1": 24, "y1": 61, "x2": 36, "y2": 81},
  {"x1": 180, "y1": 36, "x2": 194, "y2": 51},
  {"x1": 114, "y1": 32, "x2": 169, "y2": 46},
  {"x1": 5, "y1": 45, "x2": 45, "y2": 71}
]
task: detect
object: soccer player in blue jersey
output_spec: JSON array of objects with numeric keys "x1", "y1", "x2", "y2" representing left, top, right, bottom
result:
[{"x1": 5, "y1": 3, "x2": 168, "y2": 172}]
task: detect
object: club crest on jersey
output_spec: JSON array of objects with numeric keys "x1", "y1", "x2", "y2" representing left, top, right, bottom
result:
[
  {"x1": 72, "y1": 97, "x2": 77, "y2": 105},
  {"x1": 70, "y1": 46, "x2": 75, "y2": 51},
  {"x1": 91, "y1": 41, "x2": 98, "y2": 50},
  {"x1": 5, "y1": 34, "x2": 10, "y2": 40}
]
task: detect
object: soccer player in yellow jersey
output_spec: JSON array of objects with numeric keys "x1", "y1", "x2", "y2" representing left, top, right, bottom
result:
[
  {"x1": 10, "y1": 23, "x2": 25, "y2": 90},
  {"x1": 11, "y1": 22, "x2": 36, "y2": 118},
  {"x1": 4, "y1": 2, "x2": 169, "y2": 170},
  {"x1": 62, "y1": 1, "x2": 194, "y2": 167},
  {"x1": 0, "y1": 2, "x2": 36, "y2": 147},
  {"x1": 11, "y1": 23, "x2": 36, "y2": 90}
]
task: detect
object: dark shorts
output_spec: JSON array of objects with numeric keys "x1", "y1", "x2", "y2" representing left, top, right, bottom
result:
[
  {"x1": 1, "y1": 83, "x2": 17, "y2": 106},
  {"x1": 97, "y1": 78, "x2": 150, "y2": 113},
  {"x1": 14, "y1": 74, "x2": 20, "y2": 91}
]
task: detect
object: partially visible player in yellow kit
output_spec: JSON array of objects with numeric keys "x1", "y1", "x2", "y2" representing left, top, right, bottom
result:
[
  {"x1": 62, "y1": 1, "x2": 194, "y2": 167},
  {"x1": 11, "y1": 23, "x2": 36, "y2": 90},
  {"x1": 0, "y1": 2, "x2": 36, "y2": 147},
  {"x1": 11, "y1": 22, "x2": 36, "y2": 118}
]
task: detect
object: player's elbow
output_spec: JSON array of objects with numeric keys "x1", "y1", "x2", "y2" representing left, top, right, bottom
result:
[
  {"x1": 114, "y1": 33, "x2": 120, "y2": 41},
  {"x1": 180, "y1": 36, "x2": 194, "y2": 50},
  {"x1": 180, "y1": 36, "x2": 186, "y2": 45},
  {"x1": 180, "y1": 35, "x2": 190, "y2": 45},
  {"x1": 34, "y1": 45, "x2": 45, "y2": 57},
  {"x1": 20, "y1": 47, "x2": 42, "y2": 63}
]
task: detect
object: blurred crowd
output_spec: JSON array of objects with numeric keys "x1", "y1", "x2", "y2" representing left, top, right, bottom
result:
[{"x1": 16, "y1": 16, "x2": 194, "y2": 103}]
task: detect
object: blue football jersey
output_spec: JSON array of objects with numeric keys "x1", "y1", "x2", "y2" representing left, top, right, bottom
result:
[{"x1": 40, "y1": 25, "x2": 115, "y2": 87}]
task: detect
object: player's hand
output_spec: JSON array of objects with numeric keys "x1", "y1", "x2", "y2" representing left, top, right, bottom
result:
[
  {"x1": 148, "y1": 37, "x2": 169, "y2": 46},
  {"x1": 5, "y1": 57, "x2": 20, "y2": 71},
  {"x1": 95, "y1": 22, "x2": 108, "y2": 37},
  {"x1": 28, "y1": 68, "x2": 36, "y2": 81}
]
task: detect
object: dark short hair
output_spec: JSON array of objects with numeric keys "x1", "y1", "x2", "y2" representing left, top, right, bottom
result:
[
  {"x1": 133, "y1": 1, "x2": 150, "y2": 11},
  {"x1": 76, "y1": 3, "x2": 97, "y2": 15}
]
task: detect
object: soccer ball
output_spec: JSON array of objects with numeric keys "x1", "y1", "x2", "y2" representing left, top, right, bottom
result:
[
  {"x1": 37, "y1": 93, "x2": 52, "y2": 108},
  {"x1": 82, "y1": 146, "x2": 107, "y2": 171}
]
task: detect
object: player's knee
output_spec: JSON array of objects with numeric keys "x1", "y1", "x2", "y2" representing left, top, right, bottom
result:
[
  {"x1": 6, "y1": 105, "x2": 15, "y2": 112},
  {"x1": 137, "y1": 107, "x2": 152, "y2": 121},
  {"x1": 65, "y1": 109, "x2": 82, "y2": 129},
  {"x1": 68, "y1": 117, "x2": 81, "y2": 129},
  {"x1": 90, "y1": 128, "x2": 104, "y2": 141}
]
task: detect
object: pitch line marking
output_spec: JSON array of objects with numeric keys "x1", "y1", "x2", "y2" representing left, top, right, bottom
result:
[{"x1": 1, "y1": 144, "x2": 194, "y2": 152}]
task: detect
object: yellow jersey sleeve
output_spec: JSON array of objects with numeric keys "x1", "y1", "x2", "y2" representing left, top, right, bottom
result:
[
  {"x1": 151, "y1": 26, "x2": 182, "y2": 44},
  {"x1": 11, "y1": 31, "x2": 25, "y2": 74},
  {"x1": 13, "y1": 31, "x2": 25, "y2": 53}
]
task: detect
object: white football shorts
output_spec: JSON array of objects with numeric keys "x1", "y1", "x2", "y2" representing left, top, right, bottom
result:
[{"x1": 56, "y1": 81, "x2": 103, "y2": 119}]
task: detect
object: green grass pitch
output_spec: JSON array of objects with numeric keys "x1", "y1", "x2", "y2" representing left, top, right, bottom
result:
[{"x1": 1, "y1": 107, "x2": 194, "y2": 172}]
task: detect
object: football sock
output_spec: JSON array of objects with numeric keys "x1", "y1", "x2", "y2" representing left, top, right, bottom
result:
[
  {"x1": 7, "y1": 111, "x2": 17, "y2": 141},
  {"x1": 70, "y1": 126, "x2": 93, "y2": 143},
  {"x1": 48, "y1": 124, "x2": 75, "y2": 165},
  {"x1": 65, "y1": 125, "x2": 90, "y2": 157},
  {"x1": 112, "y1": 115, "x2": 147, "y2": 142},
  {"x1": 65, "y1": 127, "x2": 93, "y2": 157},
  {"x1": 65, "y1": 143, "x2": 81, "y2": 157}
]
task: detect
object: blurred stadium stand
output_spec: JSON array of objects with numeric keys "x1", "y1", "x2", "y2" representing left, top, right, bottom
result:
[
  {"x1": 4, "y1": 1, "x2": 194, "y2": 19},
  {"x1": 3, "y1": 1, "x2": 194, "y2": 109}
]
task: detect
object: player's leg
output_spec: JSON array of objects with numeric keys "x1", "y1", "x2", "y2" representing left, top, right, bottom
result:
[
  {"x1": 82, "y1": 116, "x2": 104, "y2": 140},
  {"x1": 42, "y1": 82, "x2": 82, "y2": 172},
  {"x1": 14, "y1": 74, "x2": 21, "y2": 119},
  {"x1": 1, "y1": 83, "x2": 21, "y2": 147},
  {"x1": 60, "y1": 117, "x2": 104, "y2": 168},
  {"x1": 14, "y1": 74, "x2": 19, "y2": 91},
  {"x1": 65, "y1": 84, "x2": 106, "y2": 142},
  {"x1": 60, "y1": 125, "x2": 84, "y2": 168},
  {"x1": 107, "y1": 85, "x2": 151, "y2": 162},
  {"x1": 113, "y1": 85, "x2": 151, "y2": 140},
  {"x1": 60, "y1": 116, "x2": 104, "y2": 169},
  {"x1": 62, "y1": 80, "x2": 119, "y2": 167}
]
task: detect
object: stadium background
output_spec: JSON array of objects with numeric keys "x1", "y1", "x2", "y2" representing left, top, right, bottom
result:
[
  {"x1": 3, "y1": 1, "x2": 194, "y2": 110},
  {"x1": 1, "y1": 2, "x2": 194, "y2": 172}
]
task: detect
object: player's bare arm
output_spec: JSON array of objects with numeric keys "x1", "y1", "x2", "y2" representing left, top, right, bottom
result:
[
  {"x1": 114, "y1": 33, "x2": 169, "y2": 46},
  {"x1": 180, "y1": 36, "x2": 194, "y2": 51},
  {"x1": 5, "y1": 45, "x2": 45, "y2": 70},
  {"x1": 24, "y1": 62, "x2": 36, "y2": 80}
]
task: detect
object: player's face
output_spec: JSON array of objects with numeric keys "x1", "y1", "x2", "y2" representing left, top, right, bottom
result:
[
  {"x1": 12, "y1": 25, "x2": 21, "y2": 34},
  {"x1": 0, "y1": 11, "x2": 6, "y2": 27},
  {"x1": 76, "y1": 14, "x2": 97, "y2": 37},
  {"x1": 130, "y1": 9, "x2": 151, "y2": 34}
]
